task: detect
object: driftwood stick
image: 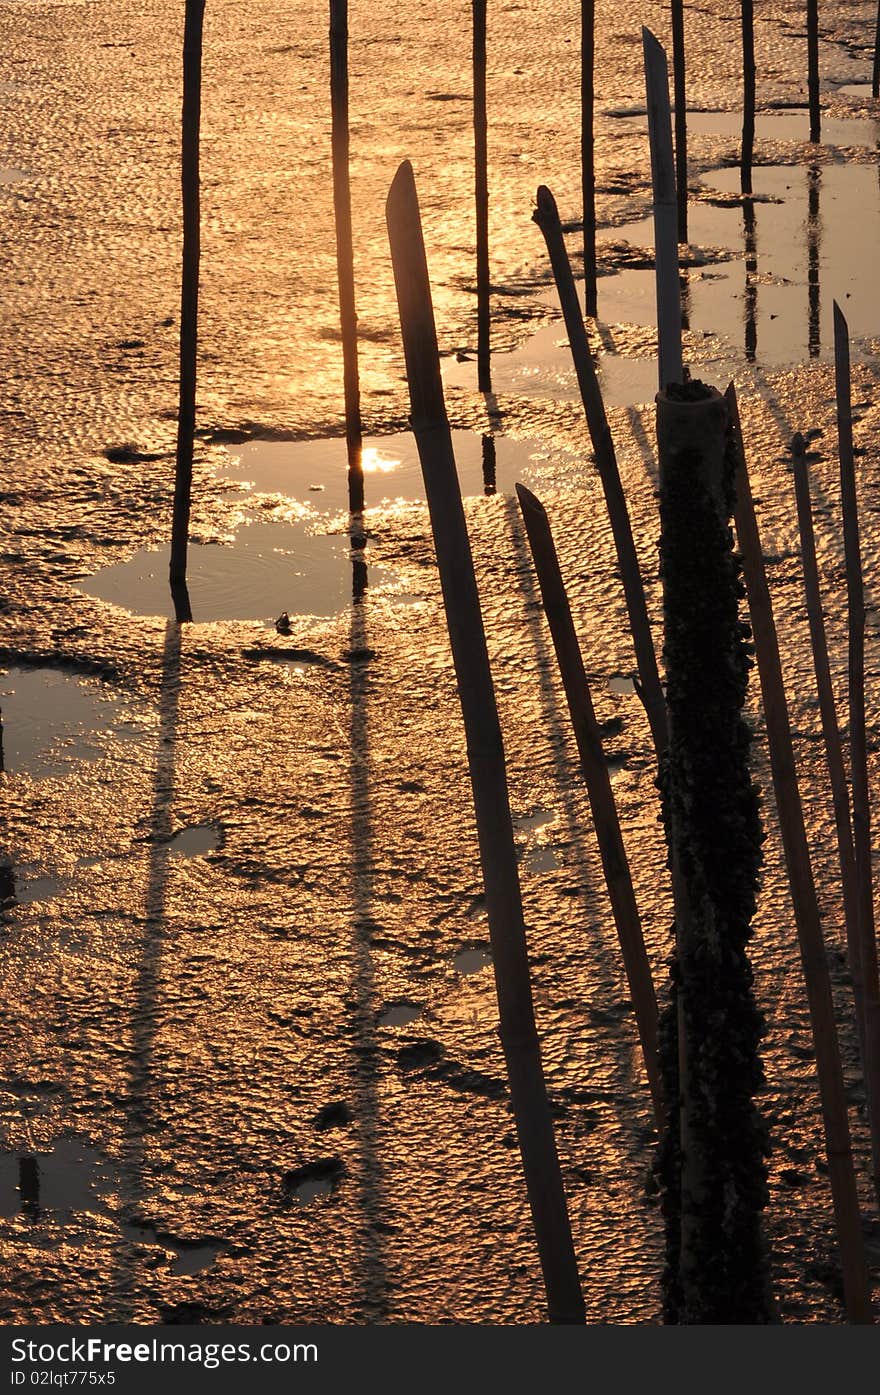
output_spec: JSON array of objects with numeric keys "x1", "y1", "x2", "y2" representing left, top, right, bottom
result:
[
  {"x1": 834, "y1": 303, "x2": 880, "y2": 1209},
  {"x1": 741, "y1": 0, "x2": 756, "y2": 194},
  {"x1": 791, "y1": 432, "x2": 866, "y2": 1070},
  {"x1": 727, "y1": 382, "x2": 873, "y2": 1324},
  {"x1": 531, "y1": 185, "x2": 668, "y2": 763},
  {"x1": 581, "y1": 0, "x2": 598, "y2": 317},
  {"x1": 642, "y1": 28, "x2": 683, "y2": 390},
  {"x1": 807, "y1": 0, "x2": 821, "y2": 142},
  {"x1": 169, "y1": 0, "x2": 205, "y2": 616},
  {"x1": 473, "y1": 0, "x2": 491, "y2": 391},
  {"x1": 386, "y1": 160, "x2": 585, "y2": 1325},
  {"x1": 516, "y1": 483, "x2": 663, "y2": 1126},
  {"x1": 670, "y1": 0, "x2": 688, "y2": 242},
  {"x1": 330, "y1": 0, "x2": 364, "y2": 512}
]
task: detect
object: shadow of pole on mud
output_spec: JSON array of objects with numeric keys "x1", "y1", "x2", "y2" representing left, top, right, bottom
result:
[
  {"x1": 346, "y1": 529, "x2": 389, "y2": 1318},
  {"x1": 807, "y1": 165, "x2": 821, "y2": 361}
]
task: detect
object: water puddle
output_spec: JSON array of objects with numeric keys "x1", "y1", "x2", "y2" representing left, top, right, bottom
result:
[
  {"x1": 0, "y1": 1138, "x2": 120, "y2": 1221},
  {"x1": 444, "y1": 325, "x2": 663, "y2": 406},
  {"x1": 77, "y1": 519, "x2": 392, "y2": 624},
  {"x1": 0, "y1": 666, "x2": 143, "y2": 779},
  {"x1": 167, "y1": 824, "x2": 221, "y2": 859},
  {"x1": 616, "y1": 108, "x2": 880, "y2": 150},
  {"x1": 454, "y1": 946, "x2": 492, "y2": 975},
  {"x1": 12, "y1": 872, "x2": 65, "y2": 905},
  {"x1": 608, "y1": 674, "x2": 636, "y2": 695},
  {"x1": 220, "y1": 431, "x2": 575, "y2": 509},
  {"x1": 522, "y1": 845, "x2": 560, "y2": 873},
  {"x1": 120, "y1": 1219, "x2": 226, "y2": 1276},
  {"x1": 0, "y1": 168, "x2": 28, "y2": 187},
  {"x1": 378, "y1": 1000, "x2": 423, "y2": 1028},
  {"x1": 513, "y1": 810, "x2": 556, "y2": 835},
  {"x1": 282, "y1": 1157, "x2": 345, "y2": 1204}
]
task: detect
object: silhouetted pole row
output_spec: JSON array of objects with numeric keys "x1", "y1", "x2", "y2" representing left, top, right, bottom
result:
[
  {"x1": 740, "y1": 0, "x2": 756, "y2": 193},
  {"x1": 807, "y1": 0, "x2": 820, "y2": 142},
  {"x1": 834, "y1": 303, "x2": 880, "y2": 1209},
  {"x1": 531, "y1": 185, "x2": 668, "y2": 762},
  {"x1": 473, "y1": 0, "x2": 491, "y2": 391},
  {"x1": 385, "y1": 159, "x2": 585, "y2": 1325},
  {"x1": 656, "y1": 382, "x2": 772, "y2": 1324},
  {"x1": 515, "y1": 483, "x2": 663, "y2": 1126},
  {"x1": 643, "y1": 29, "x2": 683, "y2": 390},
  {"x1": 330, "y1": 0, "x2": 364, "y2": 513},
  {"x1": 726, "y1": 383, "x2": 873, "y2": 1325},
  {"x1": 581, "y1": 0, "x2": 598, "y2": 316},
  {"x1": 791, "y1": 433, "x2": 866, "y2": 1071},
  {"x1": 669, "y1": 0, "x2": 688, "y2": 241},
  {"x1": 169, "y1": 0, "x2": 206, "y2": 622}
]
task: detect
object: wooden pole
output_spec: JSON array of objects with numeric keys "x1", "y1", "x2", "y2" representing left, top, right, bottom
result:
[
  {"x1": 642, "y1": 28, "x2": 683, "y2": 391},
  {"x1": 516, "y1": 483, "x2": 663, "y2": 1126},
  {"x1": 386, "y1": 160, "x2": 585, "y2": 1325},
  {"x1": 669, "y1": 0, "x2": 688, "y2": 242},
  {"x1": 834, "y1": 303, "x2": 880, "y2": 1209},
  {"x1": 741, "y1": 0, "x2": 756, "y2": 195},
  {"x1": 726, "y1": 382, "x2": 873, "y2": 1324},
  {"x1": 581, "y1": 0, "x2": 598, "y2": 317},
  {"x1": 330, "y1": 0, "x2": 364, "y2": 512},
  {"x1": 473, "y1": 0, "x2": 491, "y2": 392},
  {"x1": 657, "y1": 382, "x2": 771, "y2": 1324},
  {"x1": 531, "y1": 185, "x2": 668, "y2": 762},
  {"x1": 169, "y1": 0, "x2": 205, "y2": 620},
  {"x1": 807, "y1": 0, "x2": 820, "y2": 143},
  {"x1": 791, "y1": 431, "x2": 866, "y2": 1069},
  {"x1": 874, "y1": 1, "x2": 880, "y2": 99}
]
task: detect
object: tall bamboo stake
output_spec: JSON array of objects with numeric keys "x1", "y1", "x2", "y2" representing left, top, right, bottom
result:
[
  {"x1": 726, "y1": 382, "x2": 873, "y2": 1324},
  {"x1": 807, "y1": 0, "x2": 820, "y2": 142},
  {"x1": 169, "y1": 0, "x2": 205, "y2": 621},
  {"x1": 791, "y1": 432, "x2": 866, "y2": 1070},
  {"x1": 531, "y1": 185, "x2": 668, "y2": 761},
  {"x1": 834, "y1": 303, "x2": 880, "y2": 1208},
  {"x1": 874, "y1": 1, "x2": 880, "y2": 99},
  {"x1": 473, "y1": 0, "x2": 491, "y2": 392},
  {"x1": 386, "y1": 160, "x2": 585, "y2": 1325},
  {"x1": 741, "y1": 0, "x2": 756, "y2": 194},
  {"x1": 581, "y1": 0, "x2": 598, "y2": 317},
  {"x1": 330, "y1": 0, "x2": 364, "y2": 512},
  {"x1": 642, "y1": 28, "x2": 683, "y2": 390},
  {"x1": 669, "y1": 0, "x2": 688, "y2": 241},
  {"x1": 516, "y1": 483, "x2": 663, "y2": 1126}
]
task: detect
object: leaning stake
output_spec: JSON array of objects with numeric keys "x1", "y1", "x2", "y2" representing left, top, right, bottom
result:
[
  {"x1": 516, "y1": 483, "x2": 663, "y2": 1126},
  {"x1": 581, "y1": 0, "x2": 598, "y2": 316},
  {"x1": 670, "y1": 0, "x2": 688, "y2": 241},
  {"x1": 473, "y1": 0, "x2": 491, "y2": 391},
  {"x1": 741, "y1": 0, "x2": 756, "y2": 194},
  {"x1": 531, "y1": 185, "x2": 667, "y2": 762},
  {"x1": 791, "y1": 432, "x2": 866, "y2": 1066},
  {"x1": 807, "y1": 0, "x2": 820, "y2": 142},
  {"x1": 386, "y1": 160, "x2": 585, "y2": 1325},
  {"x1": 727, "y1": 383, "x2": 873, "y2": 1325},
  {"x1": 834, "y1": 303, "x2": 880, "y2": 1208},
  {"x1": 330, "y1": 0, "x2": 364, "y2": 512},
  {"x1": 169, "y1": 0, "x2": 206, "y2": 619},
  {"x1": 643, "y1": 28, "x2": 683, "y2": 389}
]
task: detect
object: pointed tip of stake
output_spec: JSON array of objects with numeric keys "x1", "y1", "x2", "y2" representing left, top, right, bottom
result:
[
  {"x1": 642, "y1": 26, "x2": 663, "y2": 59},
  {"x1": 514, "y1": 481, "x2": 546, "y2": 517},
  {"x1": 386, "y1": 160, "x2": 416, "y2": 218},
  {"x1": 832, "y1": 300, "x2": 849, "y2": 342},
  {"x1": 533, "y1": 185, "x2": 559, "y2": 229}
]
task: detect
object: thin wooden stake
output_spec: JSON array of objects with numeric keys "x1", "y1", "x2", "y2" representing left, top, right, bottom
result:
[
  {"x1": 741, "y1": 0, "x2": 756, "y2": 195},
  {"x1": 834, "y1": 303, "x2": 880, "y2": 1209},
  {"x1": 807, "y1": 0, "x2": 820, "y2": 142},
  {"x1": 727, "y1": 382, "x2": 873, "y2": 1325},
  {"x1": 169, "y1": 0, "x2": 205, "y2": 617},
  {"x1": 531, "y1": 185, "x2": 668, "y2": 762},
  {"x1": 581, "y1": 0, "x2": 598, "y2": 317},
  {"x1": 642, "y1": 28, "x2": 683, "y2": 390},
  {"x1": 330, "y1": 0, "x2": 364, "y2": 512},
  {"x1": 874, "y1": 0, "x2": 880, "y2": 99},
  {"x1": 670, "y1": 0, "x2": 688, "y2": 242},
  {"x1": 386, "y1": 160, "x2": 585, "y2": 1325},
  {"x1": 516, "y1": 483, "x2": 663, "y2": 1126},
  {"x1": 473, "y1": 0, "x2": 491, "y2": 392},
  {"x1": 791, "y1": 432, "x2": 866, "y2": 1071}
]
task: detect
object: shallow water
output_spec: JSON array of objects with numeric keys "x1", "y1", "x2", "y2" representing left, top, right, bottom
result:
[{"x1": 0, "y1": 666, "x2": 143, "y2": 778}]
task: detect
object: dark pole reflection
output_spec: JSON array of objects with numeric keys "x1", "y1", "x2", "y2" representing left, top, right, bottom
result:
[
  {"x1": 680, "y1": 264, "x2": 691, "y2": 336},
  {"x1": 347, "y1": 540, "x2": 388, "y2": 1316},
  {"x1": 19, "y1": 1155, "x2": 40, "y2": 1219},
  {"x1": 350, "y1": 514, "x2": 368, "y2": 600},
  {"x1": 481, "y1": 434, "x2": 497, "y2": 496},
  {"x1": 743, "y1": 197, "x2": 758, "y2": 363},
  {"x1": 807, "y1": 164, "x2": 821, "y2": 360}
]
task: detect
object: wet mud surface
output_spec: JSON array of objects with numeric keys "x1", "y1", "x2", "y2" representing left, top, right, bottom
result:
[{"x1": 2, "y1": 0, "x2": 880, "y2": 1324}]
